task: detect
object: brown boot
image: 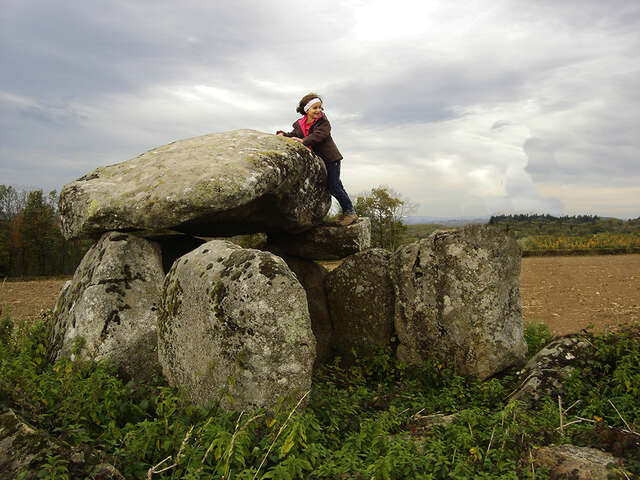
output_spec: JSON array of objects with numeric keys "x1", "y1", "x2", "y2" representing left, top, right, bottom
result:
[{"x1": 338, "y1": 213, "x2": 358, "y2": 227}]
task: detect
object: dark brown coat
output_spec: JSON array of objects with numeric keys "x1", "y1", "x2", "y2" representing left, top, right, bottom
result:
[{"x1": 277, "y1": 115, "x2": 343, "y2": 163}]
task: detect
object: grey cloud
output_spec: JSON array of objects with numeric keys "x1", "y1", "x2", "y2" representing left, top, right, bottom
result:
[
  {"x1": 1, "y1": 0, "x2": 639, "y2": 218},
  {"x1": 1, "y1": 1, "x2": 249, "y2": 99},
  {"x1": 330, "y1": 63, "x2": 532, "y2": 126},
  {"x1": 491, "y1": 121, "x2": 513, "y2": 130},
  {"x1": 524, "y1": 138, "x2": 558, "y2": 178},
  {"x1": 526, "y1": 1, "x2": 640, "y2": 30}
]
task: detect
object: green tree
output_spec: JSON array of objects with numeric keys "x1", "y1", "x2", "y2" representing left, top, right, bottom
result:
[
  {"x1": 354, "y1": 186, "x2": 415, "y2": 250},
  {"x1": 19, "y1": 190, "x2": 58, "y2": 275}
]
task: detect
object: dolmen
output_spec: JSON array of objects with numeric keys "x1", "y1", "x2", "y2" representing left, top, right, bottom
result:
[{"x1": 50, "y1": 129, "x2": 527, "y2": 412}]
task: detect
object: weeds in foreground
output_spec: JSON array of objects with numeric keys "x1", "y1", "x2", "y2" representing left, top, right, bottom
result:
[{"x1": 1, "y1": 311, "x2": 638, "y2": 479}]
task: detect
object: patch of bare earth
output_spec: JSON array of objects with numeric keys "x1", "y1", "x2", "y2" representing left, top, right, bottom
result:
[
  {"x1": 520, "y1": 254, "x2": 640, "y2": 335},
  {"x1": 2, "y1": 255, "x2": 639, "y2": 336},
  {"x1": 0, "y1": 278, "x2": 70, "y2": 324}
]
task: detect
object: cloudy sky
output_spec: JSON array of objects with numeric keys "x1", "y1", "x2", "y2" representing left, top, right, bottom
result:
[{"x1": 1, "y1": 0, "x2": 639, "y2": 219}]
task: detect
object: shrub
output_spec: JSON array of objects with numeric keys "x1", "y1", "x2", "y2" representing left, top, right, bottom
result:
[{"x1": 524, "y1": 322, "x2": 554, "y2": 358}]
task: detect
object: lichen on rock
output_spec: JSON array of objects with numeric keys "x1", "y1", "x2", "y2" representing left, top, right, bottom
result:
[
  {"x1": 58, "y1": 130, "x2": 331, "y2": 239},
  {"x1": 510, "y1": 334, "x2": 594, "y2": 406},
  {"x1": 158, "y1": 240, "x2": 316, "y2": 411},
  {"x1": 48, "y1": 232, "x2": 164, "y2": 381},
  {"x1": 325, "y1": 248, "x2": 395, "y2": 364},
  {"x1": 392, "y1": 224, "x2": 527, "y2": 379}
]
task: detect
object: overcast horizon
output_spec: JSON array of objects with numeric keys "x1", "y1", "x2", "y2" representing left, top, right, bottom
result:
[{"x1": 2, "y1": 1, "x2": 639, "y2": 219}]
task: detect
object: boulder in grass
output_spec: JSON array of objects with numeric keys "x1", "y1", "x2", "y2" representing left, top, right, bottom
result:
[
  {"x1": 532, "y1": 445, "x2": 626, "y2": 479},
  {"x1": 58, "y1": 130, "x2": 331, "y2": 239},
  {"x1": 0, "y1": 410, "x2": 125, "y2": 480},
  {"x1": 392, "y1": 224, "x2": 527, "y2": 379},
  {"x1": 510, "y1": 335, "x2": 594, "y2": 406},
  {"x1": 158, "y1": 240, "x2": 315, "y2": 411},
  {"x1": 325, "y1": 248, "x2": 395, "y2": 364},
  {"x1": 49, "y1": 232, "x2": 164, "y2": 381},
  {"x1": 267, "y1": 217, "x2": 371, "y2": 260}
]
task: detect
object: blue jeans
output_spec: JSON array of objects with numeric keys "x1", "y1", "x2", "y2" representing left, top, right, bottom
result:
[{"x1": 325, "y1": 160, "x2": 354, "y2": 214}]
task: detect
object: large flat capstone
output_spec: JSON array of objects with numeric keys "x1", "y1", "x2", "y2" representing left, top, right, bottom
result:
[{"x1": 59, "y1": 130, "x2": 331, "y2": 239}]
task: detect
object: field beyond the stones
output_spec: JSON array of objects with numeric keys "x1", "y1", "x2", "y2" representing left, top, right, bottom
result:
[
  {"x1": 2, "y1": 255, "x2": 640, "y2": 336},
  {"x1": 519, "y1": 254, "x2": 640, "y2": 335}
]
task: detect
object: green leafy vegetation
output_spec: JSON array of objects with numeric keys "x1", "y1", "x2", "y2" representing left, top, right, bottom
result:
[
  {"x1": 1, "y1": 310, "x2": 638, "y2": 479},
  {"x1": 354, "y1": 186, "x2": 416, "y2": 250},
  {"x1": 523, "y1": 323, "x2": 553, "y2": 359}
]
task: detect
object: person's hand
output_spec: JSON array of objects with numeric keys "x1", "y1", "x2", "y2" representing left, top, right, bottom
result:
[{"x1": 291, "y1": 137, "x2": 304, "y2": 143}]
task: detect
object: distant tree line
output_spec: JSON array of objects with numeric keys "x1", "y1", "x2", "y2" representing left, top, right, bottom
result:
[
  {"x1": 489, "y1": 213, "x2": 640, "y2": 239},
  {"x1": 489, "y1": 213, "x2": 601, "y2": 224},
  {"x1": 0, "y1": 185, "x2": 92, "y2": 277}
]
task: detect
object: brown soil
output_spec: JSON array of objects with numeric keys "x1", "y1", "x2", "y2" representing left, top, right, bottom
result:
[
  {"x1": 0, "y1": 278, "x2": 70, "y2": 323},
  {"x1": 1, "y1": 255, "x2": 639, "y2": 336},
  {"x1": 519, "y1": 254, "x2": 640, "y2": 336}
]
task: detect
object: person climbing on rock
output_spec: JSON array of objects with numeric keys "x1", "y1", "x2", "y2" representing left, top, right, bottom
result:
[{"x1": 277, "y1": 93, "x2": 358, "y2": 227}]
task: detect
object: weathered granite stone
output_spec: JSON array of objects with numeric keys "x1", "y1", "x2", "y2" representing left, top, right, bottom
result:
[
  {"x1": 0, "y1": 410, "x2": 58, "y2": 480},
  {"x1": 267, "y1": 217, "x2": 371, "y2": 260},
  {"x1": 59, "y1": 130, "x2": 331, "y2": 239},
  {"x1": 158, "y1": 240, "x2": 316, "y2": 411},
  {"x1": 533, "y1": 445, "x2": 626, "y2": 479},
  {"x1": 325, "y1": 248, "x2": 394, "y2": 363},
  {"x1": 510, "y1": 335, "x2": 594, "y2": 406},
  {"x1": 392, "y1": 224, "x2": 527, "y2": 379},
  {"x1": 0, "y1": 410, "x2": 124, "y2": 480},
  {"x1": 280, "y1": 256, "x2": 333, "y2": 365},
  {"x1": 49, "y1": 232, "x2": 164, "y2": 381}
]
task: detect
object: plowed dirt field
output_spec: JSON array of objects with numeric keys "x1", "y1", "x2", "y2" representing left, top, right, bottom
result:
[
  {"x1": 1, "y1": 255, "x2": 639, "y2": 335},
  {"x1": 519, "y1": 254, "x2": 639, "y2": 335}
]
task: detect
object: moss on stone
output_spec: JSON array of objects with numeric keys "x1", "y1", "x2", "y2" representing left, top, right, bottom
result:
[
  {"x1": 258, "y1": 255, "x2": 289, "y2": 281},
  {"x1": 222, "y1": 250, "x2": 256, "y2": 275},
  {"x1": 165, "y1": 278, "x2": 183, "y2": 318},
  {"x1": 212, "y1": 281, "x2": 227, "y2": 319}
]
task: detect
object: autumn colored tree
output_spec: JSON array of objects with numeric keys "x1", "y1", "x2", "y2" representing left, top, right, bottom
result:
[
  {"x1": 0, "y1": 186, "x2": 27, "y2": 275},
  {"x1": 0, "y1": 185, "x2": 91, "y2": 277}
]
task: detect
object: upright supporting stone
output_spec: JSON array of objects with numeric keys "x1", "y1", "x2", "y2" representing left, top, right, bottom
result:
[
  {"x1": 392, "y1": 225, "x2": 527, "y2": 379},
  {"x1": 280, "y1": 256, "x2": 334, "y2": 365},
  {"x1": 158, "y1": 240, "x2": 316, "y2": 411},
  {"x1": 49, "y1": 232, "x2": 164, "y2": 381},
  {"x1": 325, "y1": 249, "x2": 394, "y2": 364}
]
